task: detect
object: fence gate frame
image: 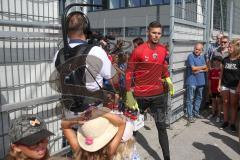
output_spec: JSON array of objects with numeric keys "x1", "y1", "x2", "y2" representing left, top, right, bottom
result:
[
  {"x1": 168, "y1": 0, "x2": 210, "y2": 123},
  {"x1": 0, "y1": 0, "x2": 63, "y2": 158}
]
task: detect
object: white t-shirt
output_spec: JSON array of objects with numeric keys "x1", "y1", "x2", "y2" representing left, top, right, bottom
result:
[{"x1": 53, "y1": 42, "x2": 116, "y2": 92}]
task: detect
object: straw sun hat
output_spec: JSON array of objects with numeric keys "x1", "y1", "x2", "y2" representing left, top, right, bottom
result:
[{"x1": 77, "y1": 117, "x2": 118, "y2": 152}]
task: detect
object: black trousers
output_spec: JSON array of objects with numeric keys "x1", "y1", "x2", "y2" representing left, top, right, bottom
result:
[{"x1": 136, "y1": 94, "x2": 170, "y2": 160}]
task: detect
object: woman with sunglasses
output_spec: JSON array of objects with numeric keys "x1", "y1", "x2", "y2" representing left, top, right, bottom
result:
[{"x1": 218, "y1": 39, "x2": 240, "y2": 132}]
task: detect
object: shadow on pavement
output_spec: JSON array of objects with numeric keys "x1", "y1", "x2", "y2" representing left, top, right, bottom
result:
[
  {"x1": 201, "y1": 120, "x2": 217, "y2": 127},
  {"x1": 209, "y1": 132, "x2": 240, "y2": 154},
  {"x1": 193, "y1": 142, "x2": 231, "y2": 160},
  {"x1": 201, "y1": 120, "x2": 237, "y2": 137},
  {"x1": 135, "y1": 131, "x2": 161, "y2": 160}
]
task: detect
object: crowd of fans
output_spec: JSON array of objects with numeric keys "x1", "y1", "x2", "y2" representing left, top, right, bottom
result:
[
  {"x1": 186, "y1": 33, "x2": 240, "y2": 133},
  {"x1": 206, "y1": 34, "x2": 240, "y2": 132},
  {"x1": 4, "y1": 11, "x2": 240, "y2": 160}
]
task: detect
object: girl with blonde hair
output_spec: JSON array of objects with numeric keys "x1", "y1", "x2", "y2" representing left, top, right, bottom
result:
[{"x1": 61, "y1": 108, "x2": 137, "y2": 160}]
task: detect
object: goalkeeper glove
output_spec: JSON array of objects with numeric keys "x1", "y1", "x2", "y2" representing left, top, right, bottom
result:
[
  {"x1": 125, "y1": 91, "x2": 139, "y2": 111},
  {"x1": 165, "y1": 77, "x2": 175, "y2": 96}
]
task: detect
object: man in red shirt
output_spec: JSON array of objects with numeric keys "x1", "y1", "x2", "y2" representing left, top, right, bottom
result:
[{"x1": 125, "y1": 21, "x2": 174, "y2": 160}]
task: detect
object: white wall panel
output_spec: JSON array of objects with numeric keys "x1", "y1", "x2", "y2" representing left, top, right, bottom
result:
[
  {"x1": 6, "y1": 66, "x2": 13, "y2": 87},
  {"x1": 172, "y1": 61, "x2": 186, "y2": 70},
  {"x1": 173, "y1": 81, "x2": 184, "y2": 92},
  {"x1": 0, "y1": 67, "x2": 6, "y2": 87},
  {"x1": 173, "y1": 44, "x2": 193, "y2": 52},
  {"x1": 172, "y1": 52, "x2": 189, "y2": 63},
  {"x1": 172, "y1": 71, "x2": 185, "y2": 83},
  {"x1": 173, "y1": 23, "x2": 204, "y2": 41},
  {"x1": 13, "y1": 90, "x2": 19, "y2": 103},
  {"x1": 172, "y1": 97, "x2": 184, "y2": 111}
]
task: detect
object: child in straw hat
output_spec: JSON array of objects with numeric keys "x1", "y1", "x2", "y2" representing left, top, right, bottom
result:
[{"x1": 61, "y1": 107, "x2": 137, "y2": 160}]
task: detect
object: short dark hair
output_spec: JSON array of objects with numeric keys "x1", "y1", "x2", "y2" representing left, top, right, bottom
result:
[
  {"x1": 132, "y1": 37, "x2": 144, "y2": 46},
  {"x1": 221, "y1": 36, "x2": 229, "y2": 40},
  {"x1": 67, "y1": 12, "x2": 87, "y2": 35},
  {"x1": 147, "y1": 21, "x2": 162, "y2": 30},
  {"x1": 212, "y1": 56, "x2": 223, "y2": 62}
]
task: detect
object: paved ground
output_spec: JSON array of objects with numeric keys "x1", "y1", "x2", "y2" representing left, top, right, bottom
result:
[{"x1": 135, "y1": 114, "x2": 240, "y2": 160}]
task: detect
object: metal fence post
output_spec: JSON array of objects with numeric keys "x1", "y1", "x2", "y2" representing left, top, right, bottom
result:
[
  {"x1": 145, "y1": 15, "x2": 148, "y2": 40},
  {"x1": 59, "y1": 0, "x2": 66, "y2": 16},
  {"x1": 168, "y1": 0, "x2": 175, "y2": 125},
  {"x1": 220, "y1": 0, "x2": 224, "y2": 31},
  {"x1": 123, "y1": 16, "x2": 126, "y2": 40},
  {"x1": 205, "y1": 0, "x2": 212, "y2": 51},
  {"x1": 210, "y1": 0, "x2": 214, "y2": 39},
  {"x1": 229, "y1": 0, "x2": 233, "y2": 39},
  {"x1": 103, "y1": 18, "x2": 106, "y2": 36},
  {"x1": 182, "y1": 0, "x2": 186, "y2": 20}
]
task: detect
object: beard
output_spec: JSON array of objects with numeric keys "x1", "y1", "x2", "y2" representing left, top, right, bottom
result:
[{"x1": 151, "y1": 39, "x2": 159, "y2": 44}]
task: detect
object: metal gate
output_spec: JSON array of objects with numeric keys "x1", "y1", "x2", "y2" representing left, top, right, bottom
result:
[
  {"x1": 0, "y1": 0, "x2": 62, "y2": 158},
  {"x1": 0, "y1": 0, "x2": 239, "y2": 158},
  {"x1": 168, "y1": 0, "x2": 239, "y2": 123},
  {"x1": 168, "y1": 0, "x2": 208, "y2": 123}
]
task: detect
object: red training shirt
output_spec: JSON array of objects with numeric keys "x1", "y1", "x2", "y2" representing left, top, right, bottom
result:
[
  {"x1": 125, "y1": 42, "x2": 170, "y2": 97},
  {"x1": 208, "y1": 68, "x2": 221, "y2": 93}
]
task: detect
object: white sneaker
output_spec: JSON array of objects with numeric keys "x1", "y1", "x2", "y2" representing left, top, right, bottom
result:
[{"x1": 216, "y1": 117, "x2": 220, "y2": 123}]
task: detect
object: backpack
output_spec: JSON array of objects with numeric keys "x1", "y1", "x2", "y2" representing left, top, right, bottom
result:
[{"x1": 55, "y1": 44, "x2": 107, "y2": 112}]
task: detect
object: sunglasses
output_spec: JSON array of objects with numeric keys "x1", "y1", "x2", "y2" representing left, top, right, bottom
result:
[{"x1": 221, "y1": 41, "x2": 228, "y2": 44}]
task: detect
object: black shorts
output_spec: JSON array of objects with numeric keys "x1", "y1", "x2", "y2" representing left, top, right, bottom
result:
[{"x1": 211, "y1": 93, "x2": 221, "y2": 98}]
